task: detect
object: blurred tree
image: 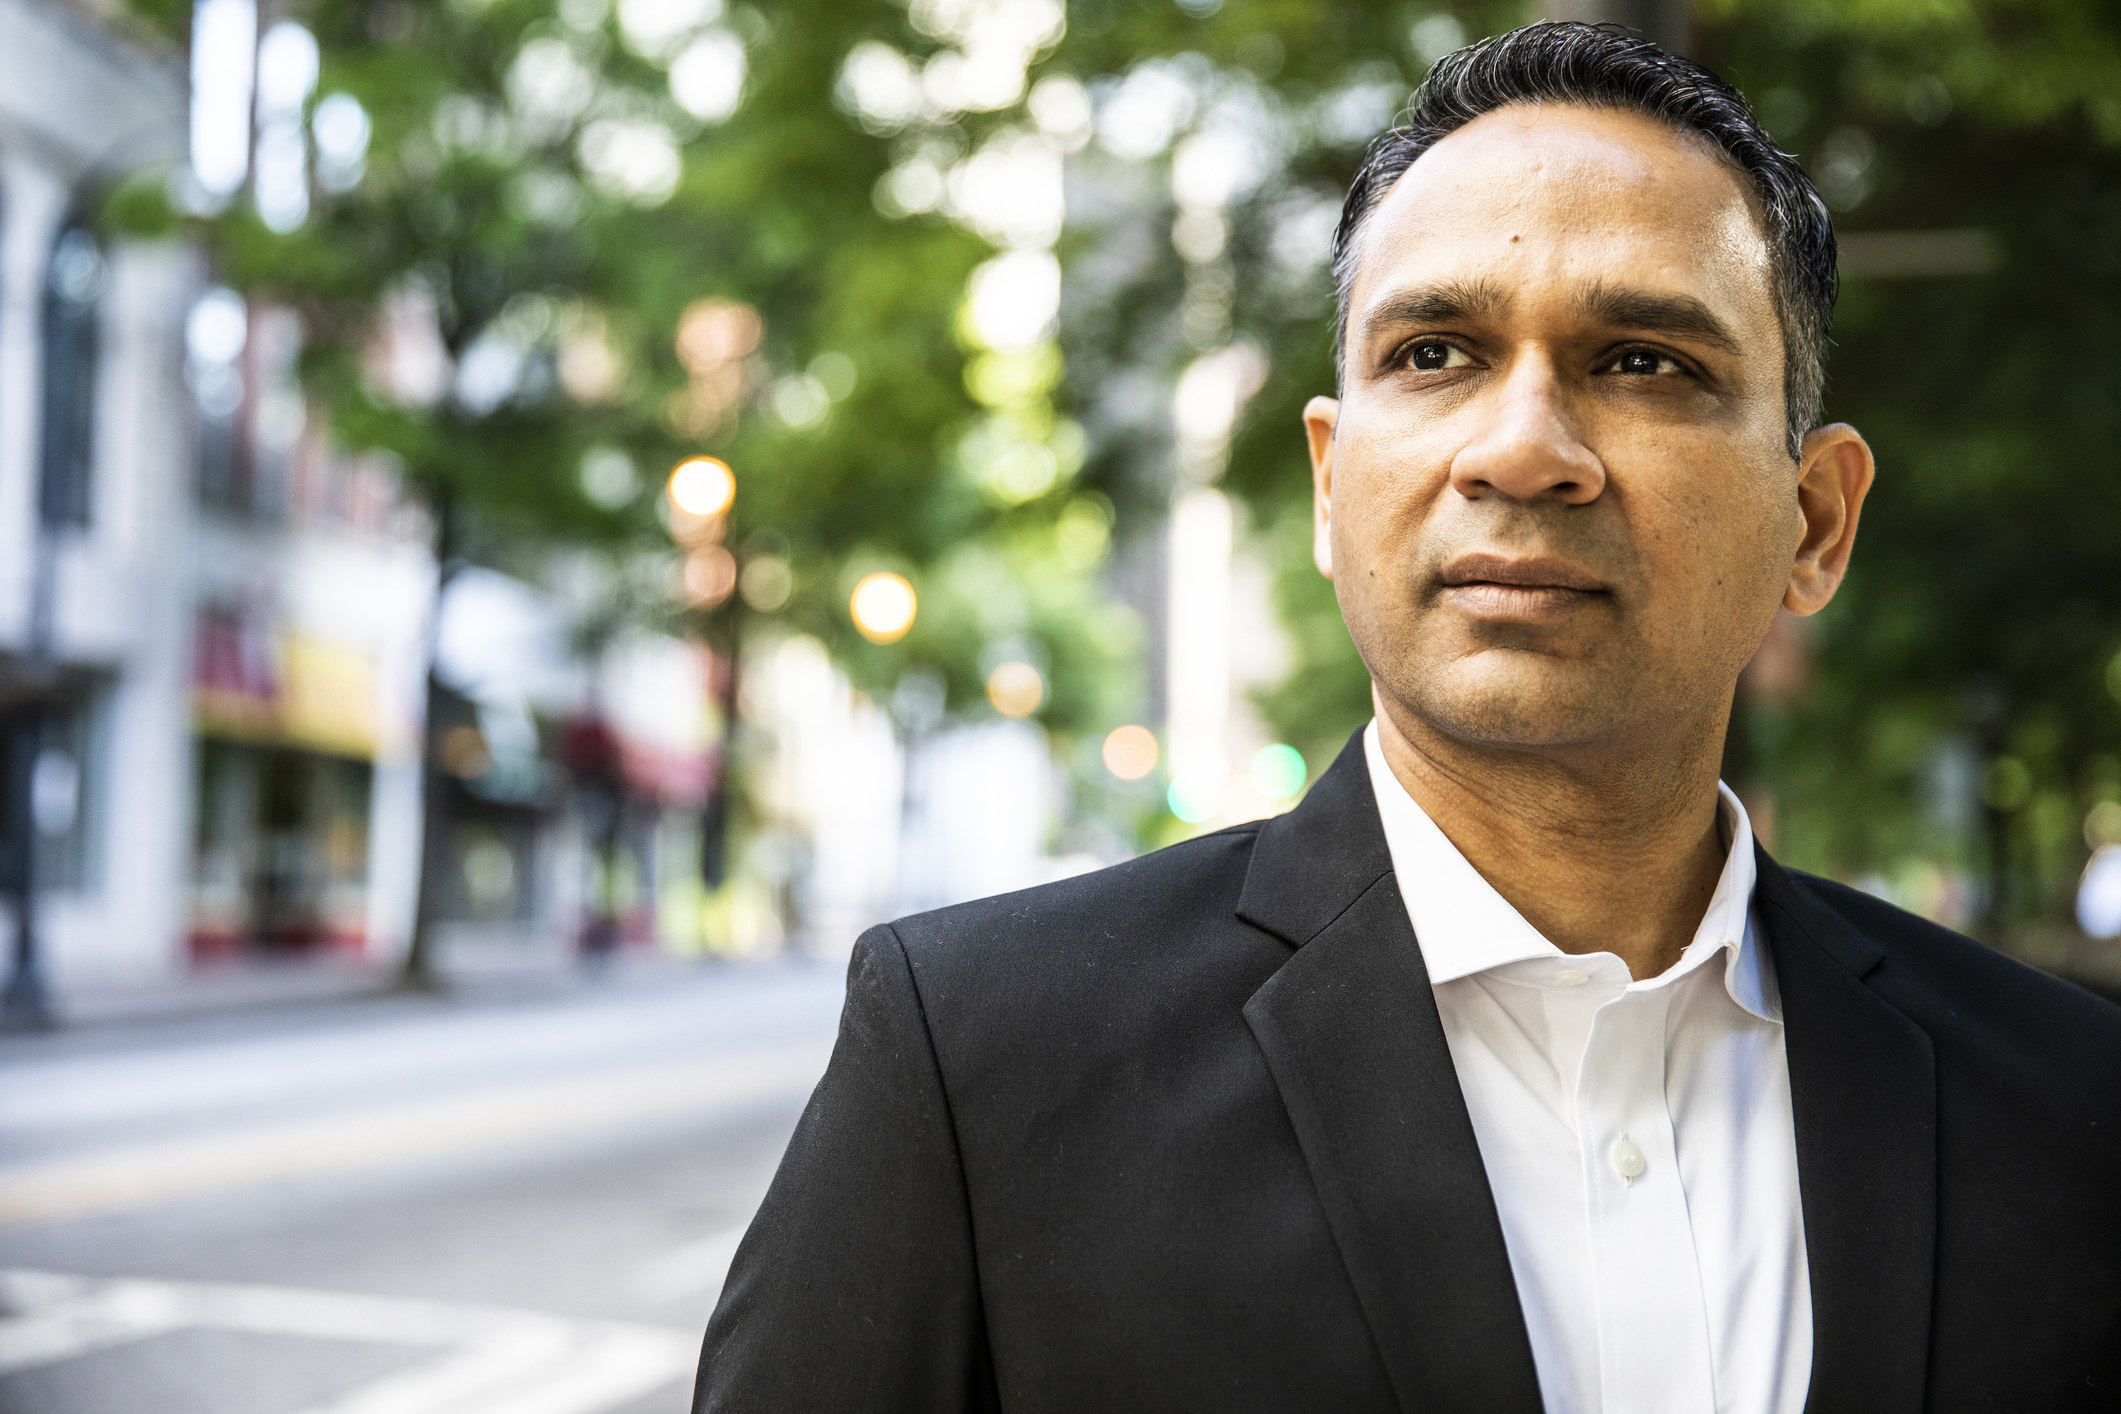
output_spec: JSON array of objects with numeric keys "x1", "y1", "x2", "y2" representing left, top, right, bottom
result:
[
  {"x1": 1037, "y1": 0, "x2": 2121, "y2": 937},
  {"x1": 1699, "y1": 0, "x2": 2121, "y2": 935},
  {"x1": 110, "y1": 0, "x2": 2121, "y2": 941},
  {"x1": 113, "y1": 0, "x2": 1145, "y2": 974}
]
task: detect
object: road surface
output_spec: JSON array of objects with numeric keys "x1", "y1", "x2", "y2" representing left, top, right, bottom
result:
[{"x1": 0, "y1": 959, "x2": 848, "y2": 1414}]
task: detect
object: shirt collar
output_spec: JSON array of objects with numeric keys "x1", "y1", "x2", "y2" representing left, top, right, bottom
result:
[{"x1": 1362, "y1": 720, "x2": 1777, "y2": 1022}]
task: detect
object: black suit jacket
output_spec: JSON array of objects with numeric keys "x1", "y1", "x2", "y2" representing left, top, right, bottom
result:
[{"x1": 694, "y1": 736, "x2": 2121, "y2": 1412}]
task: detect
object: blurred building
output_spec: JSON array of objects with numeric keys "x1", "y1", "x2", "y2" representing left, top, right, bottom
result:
[
  {"x1": 0, "y1": 0, "x2": 442, "y2": 1000},
  {"x1": 184, "y1": 297, "x2": 435, "y2": 972},
  {"x1": 0, "y1": 1, "x2": 1090, "y2": 1014},
  {"x1": 0, "y1": 0, "x2": 196, "y2": 993}
]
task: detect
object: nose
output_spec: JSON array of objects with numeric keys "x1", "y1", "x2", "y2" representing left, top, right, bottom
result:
[{"x1": 1448, "y1": 355, "x2": 1606, "y2": 505}]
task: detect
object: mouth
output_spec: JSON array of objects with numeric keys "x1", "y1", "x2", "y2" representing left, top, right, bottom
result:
[{"x1": 1436, "y1": 552, "x2": 1611, "y2": 623}]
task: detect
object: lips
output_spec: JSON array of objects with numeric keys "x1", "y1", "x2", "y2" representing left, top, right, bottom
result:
[
  {"x1": 1439, "y1": 552, "x2": 1608, "y2": 593},
  {"x1": 1436, "y1": 552, "x2": 1609, "y2": 621}
]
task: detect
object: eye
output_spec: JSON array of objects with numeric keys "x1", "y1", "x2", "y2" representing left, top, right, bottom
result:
[
  {"x1": 1404, "y1": 341, "x2": 1468, "y2": 371},
  {"x1": 1607, "y1": 349, "x2": 1683, "y2": 377}
]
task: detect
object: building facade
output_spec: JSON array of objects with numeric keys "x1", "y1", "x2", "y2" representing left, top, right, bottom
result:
[{"x1": 0, "y1": 0, "x2": 440, "y2": 1005}]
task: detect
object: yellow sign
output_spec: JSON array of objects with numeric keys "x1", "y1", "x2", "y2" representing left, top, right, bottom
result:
[{"x1": 195, "y1": 633, "x2": 380, "y2": 760}]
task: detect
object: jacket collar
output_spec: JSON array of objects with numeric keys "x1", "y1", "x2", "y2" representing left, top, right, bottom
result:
[
  {"x1": 1237, "y1": 733, "x2": 1545, "y2": 1414},
  {"x1": 1754, "y1": 851, "x2": 1936, "y2": 1414},
  {"x1": 1234, "y1": 731, "x2": 1396, "y2": 949},
  {"x1": 1237, "y1": 732, "x2": 1938, "y2": 1414}
]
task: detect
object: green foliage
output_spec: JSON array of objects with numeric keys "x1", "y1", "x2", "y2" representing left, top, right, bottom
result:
[
  {"x1": 129, "y1": 0, "x2": 1136, "y2": 739},
  {"x1": 124, "y1": 0, "x2": 2121, "y2": 913},
  {"x1": 1042, "y1": 0, "x2": 2121, "y2": 922}
]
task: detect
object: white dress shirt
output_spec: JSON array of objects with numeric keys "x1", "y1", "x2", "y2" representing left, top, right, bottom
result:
[{"x1": 1362, "y1": 722, "x2": 1810, "y2": 1414}]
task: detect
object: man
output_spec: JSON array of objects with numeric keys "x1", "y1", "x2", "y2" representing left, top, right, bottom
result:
[{"x1": 696, "y1": 23, "x2": 2121, "y2": 1413}]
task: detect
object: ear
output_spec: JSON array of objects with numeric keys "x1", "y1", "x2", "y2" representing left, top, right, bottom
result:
[
  {"x1": 1784, "y1": 423, "x2": 1875, "y2": 616},
  {"x1": 1304, "y1": 395, "x2": 1340, "y2": 579}
]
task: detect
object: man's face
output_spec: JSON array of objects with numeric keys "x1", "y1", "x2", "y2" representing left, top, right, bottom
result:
[{"x1": 1310, "y1": 103, "x2": 1821, "y2": 756}]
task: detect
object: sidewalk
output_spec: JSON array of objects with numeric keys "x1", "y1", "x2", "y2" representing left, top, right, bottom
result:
[{"x1": 29, "y1": 934, "x2": 767, "y2": 1031}]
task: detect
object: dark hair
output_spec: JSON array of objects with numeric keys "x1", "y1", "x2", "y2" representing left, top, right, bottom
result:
[{"x1": 1331, "y1": 21, "x2": 1836, "y2": 458}]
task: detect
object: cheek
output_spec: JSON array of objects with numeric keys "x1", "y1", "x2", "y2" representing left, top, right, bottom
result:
[
  {"x1": 1331, "y1": 418, "x2": 1453, "y2": 552},
  {"x1": 1628, "y1": 461, "x2": 1793, "y2": 627}
]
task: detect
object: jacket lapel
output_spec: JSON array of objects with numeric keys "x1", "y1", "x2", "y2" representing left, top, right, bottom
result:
[
  {"x1": 1755, "y1": 850, "x2": 1937, "y2": 1414},
  {"x1": 1237, "y1": 736, "x2": 1543, "y2": 1414}
]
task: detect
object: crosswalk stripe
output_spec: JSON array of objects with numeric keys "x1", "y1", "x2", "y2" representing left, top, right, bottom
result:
[{"x1": 0, "y1": 1270, "x2": 699, "y2": 1414}]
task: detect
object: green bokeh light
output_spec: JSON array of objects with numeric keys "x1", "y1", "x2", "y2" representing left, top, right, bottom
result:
[
  {"x1": 1250, "y1": 743, "x2": 1308, "y2": 801},
  {"x1": 1167, "y1": 775, "x2": 1221, "y2": 823}
]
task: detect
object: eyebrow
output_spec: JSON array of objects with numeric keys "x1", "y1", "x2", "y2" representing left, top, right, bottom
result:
[
  {"x1": 1357, "y1": 278, "x2": 1511, "y2": 341},
  {"x1": 1356, "y1": 278, "x2": 1745, "y2": 356},
  {"x1": 1575, "y1": 283, "x2": 1742, "y2": 354}
]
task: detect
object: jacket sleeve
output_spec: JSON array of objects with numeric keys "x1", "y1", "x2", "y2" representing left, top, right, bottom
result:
[{"x1": 692, "y1": 924, "x2": 997, "y2": 1412}]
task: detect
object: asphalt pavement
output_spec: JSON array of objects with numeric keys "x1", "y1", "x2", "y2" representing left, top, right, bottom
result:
[{"x1": 0, "y1": 957, "x2": 849, "y2": 1414}]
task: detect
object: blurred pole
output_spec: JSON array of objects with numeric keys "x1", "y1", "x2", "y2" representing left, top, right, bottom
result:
[
  {"x1": 1545, "y1": 0, "x2": 1691, "y2": 53},
  {"x1": 698, "y1": 639, "x2": 739, "y2": 891},
  {"x1": 2, "y1": 523, "x2": 61, "y2": 1030}
]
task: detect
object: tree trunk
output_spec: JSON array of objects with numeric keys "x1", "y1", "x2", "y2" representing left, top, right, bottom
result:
[{"x1": 398, "y1": 490, "x2": 460, "y2": 991}]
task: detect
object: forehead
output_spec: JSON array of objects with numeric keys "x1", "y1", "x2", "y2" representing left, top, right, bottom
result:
[{"x1": 1349, "y1": 103, "x2": 1777, "y2": 333}]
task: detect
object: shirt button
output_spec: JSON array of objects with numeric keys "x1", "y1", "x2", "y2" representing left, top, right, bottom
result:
[
  {"x1": 1553, "y1": 968, "x2": 1589, "y2": 987},
  {"x1": 1610, "y1": 1137, "x2": 1647, "y2": 1182}
]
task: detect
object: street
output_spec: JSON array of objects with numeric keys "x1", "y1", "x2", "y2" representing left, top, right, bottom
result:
[{"x1": 0, "y1": 959, "x2": 848, "y2": 1414}]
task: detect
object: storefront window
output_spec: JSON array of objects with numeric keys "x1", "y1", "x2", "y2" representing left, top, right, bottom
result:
[{"x1": 190, "y1": 740, "x2": 372, "y2": 959}]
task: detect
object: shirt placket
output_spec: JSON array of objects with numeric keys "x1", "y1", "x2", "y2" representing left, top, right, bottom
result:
[{"x1": 1576, "y1": 982, "x2": 1717, "y2": 1414}]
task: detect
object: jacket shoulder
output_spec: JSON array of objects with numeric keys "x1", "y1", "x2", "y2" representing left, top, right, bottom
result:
[
  {"x1": 888, "y1": 820, "x2": 1267, "y2": 956},
  {"x1": 876, "y1": 822, "x2": 1281, "y2": 1038},
  {"x1": 1787, "y1": 869, "x2": 2121, "y2": 1064}
]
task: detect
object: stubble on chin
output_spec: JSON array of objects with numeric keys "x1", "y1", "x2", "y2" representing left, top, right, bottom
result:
[{"x1": 1381, "y1": 645, "x2": 1642, "y2": 754}]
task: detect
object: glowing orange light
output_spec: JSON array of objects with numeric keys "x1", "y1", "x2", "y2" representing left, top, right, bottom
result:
[
  {"x1": 849, "y1": 572, "x2": 917, "y2": 644},
  {"x1": 683, "y1": 545, "x2": 738, "y2": 607},
  {"x1": 986, "y1": 661, "x2": 1044, "y2": 718},
  {"x1": 668, "y1": 456, "x2": 735, "y2": 517},
  {"x1": 676, "y1": 299, "x2": 763, "y2": 376},
  {"x1": 1102, "y1": 724, "x2": 1159, "y2": 781}
]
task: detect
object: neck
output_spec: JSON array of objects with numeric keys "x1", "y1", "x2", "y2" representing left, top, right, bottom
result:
[{"x1": 1373, "y1": 688, "x2": 1732, "y2": 980}]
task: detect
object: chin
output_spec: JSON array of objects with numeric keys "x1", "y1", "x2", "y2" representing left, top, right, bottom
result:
[{"x1": 1391, "y1": 659, "x2": 1636, "y2": 752}]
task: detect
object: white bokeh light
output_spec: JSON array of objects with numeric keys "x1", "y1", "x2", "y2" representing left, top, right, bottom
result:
[
  {"x1": 2080, "y1": 846, "x2": 2121, "y2": 939},
  {"x1": 312, "y1": 93, "x2": 371, "y2": 193},
  {"x1": 1410, "y1": 13, "x2": 1468, "y2": 64},
  {"x1": 1096, "y1": 62, "x2": 1195, "y2": 161},
  {"x1": 947, "y1": 130, "x2": 1063, "y2": 249},
  {"x1": 256, "y1": 20, "x2": 319, "y2": 115},
  {"x1": 769, "y1": 374, "x2": 831, "y2": 429},
  {"x1": 254, "y1": 21, "x2": 320, "y2": 232},
  {"x1": 965, "y1": 250, "x2": 1060, "y2": 355},
  {"x1": 579, "y1": 119, "x2": 683, "y2": 205},
  {"x1": 837, "y1": 42, "x2": 922, "y2": 132},
  {"x1": 670, "y1": 30, "x2": 746, "y2": 122},
  {"x1": 617, "y1": 0, "x2": 722, "y2": 60},
  {"x1": 508, "y1": 37, "x2": 596, "y2": 135},
  {"x1": 1027, "y1": 73, "x2": 1092, "y2": 148},
  {"x1": 187, "y1": 288, "x2": 249, "y2": 368},
  {"x1": 1174, "y1": 343, "x2": 1268, "y2": 453},
  {"x1": 189, "y1": 0, "x2": 258, "y2": 198},
  {"x1": 1172, "y1": 127, "x2": 1254, "y2": 213},
  {"x1": 454, "y1": 329, "x2": 525, "y2": 415}
]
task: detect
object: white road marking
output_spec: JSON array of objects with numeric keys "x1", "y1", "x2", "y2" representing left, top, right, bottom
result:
[
  {"x1": 629, "y1": 1225, "x2": 747, "y2": 1304},
  {"x1": 0, "y1": 1040, "x2": 831, "y2": 1229},
  {"x1": 0, "y1": 1269, "x2": 698, "y2": 1414},
  {"x1": 0, "y1": 1270, "x2": 190, "y2": 1372}
]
